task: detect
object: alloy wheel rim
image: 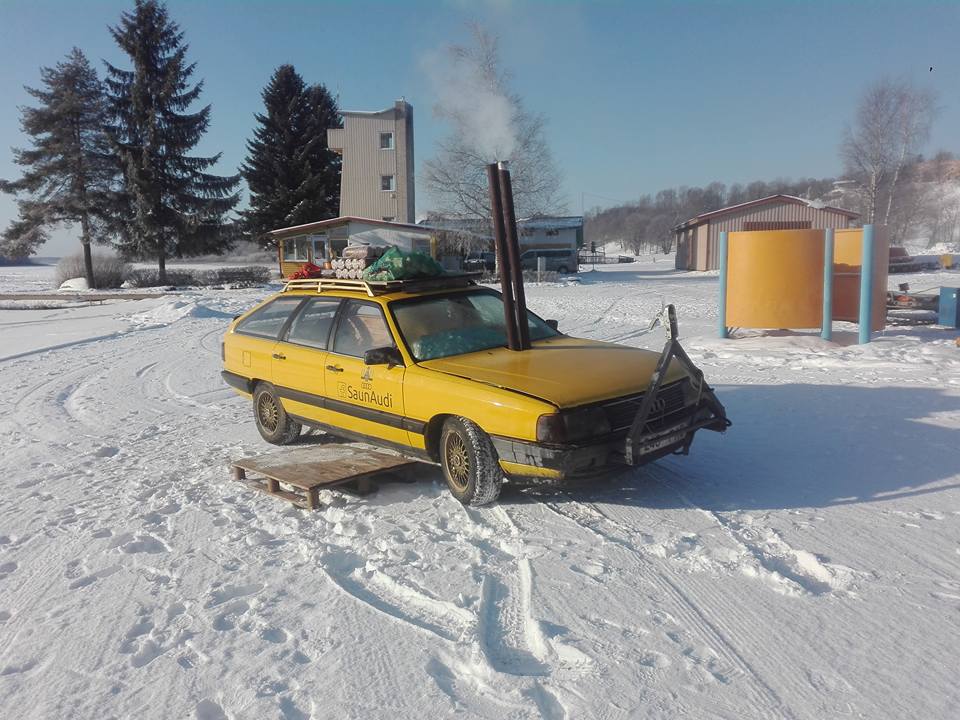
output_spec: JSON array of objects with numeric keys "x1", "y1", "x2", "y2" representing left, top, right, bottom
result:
[
  {"x1": 445, "y1": 433, "x2": 470, "y2": 490},
  {"x1": 257, "y1": 394, "x2": 279, "y2": 432}
]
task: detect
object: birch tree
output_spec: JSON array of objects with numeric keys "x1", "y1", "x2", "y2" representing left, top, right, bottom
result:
[{"x1": 841, "y1": 79, "x2": 936, "y2": 228}]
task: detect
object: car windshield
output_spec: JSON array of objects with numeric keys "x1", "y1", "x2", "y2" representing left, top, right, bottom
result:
[{"x1": 391, "y1": 290, "x2": 559, "y2": 361}]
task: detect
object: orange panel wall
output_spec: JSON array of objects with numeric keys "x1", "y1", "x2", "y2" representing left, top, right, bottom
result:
[
  {"x1": 725, "y1": 230, "x2": 825, "y2": 329},
  {"x1": 832, "y1": 228, "x2": 888, "y2": 331}
]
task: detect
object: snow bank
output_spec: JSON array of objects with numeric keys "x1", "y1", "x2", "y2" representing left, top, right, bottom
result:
[
  {"x1": 125, "y1": 299, "x2": 232, "y2": 328},
  {"x1": 58, "y1": 277, "x2": 89, "y2": 291}
]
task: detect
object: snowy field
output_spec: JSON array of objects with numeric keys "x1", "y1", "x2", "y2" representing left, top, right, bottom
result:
[{"x1": 0, "y1": 260, "x2": 958, "y2": 719}]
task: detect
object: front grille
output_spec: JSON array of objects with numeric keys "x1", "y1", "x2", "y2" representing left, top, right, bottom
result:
[{"x1": 602, "y1": 380, "x2": 689, "y2": 433}]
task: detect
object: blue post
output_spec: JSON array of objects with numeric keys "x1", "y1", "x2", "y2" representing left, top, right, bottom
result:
[
  {"x1": 821, "y1": 228, "x2": 834, "y2": 341},
  {"x1": 718, "y1": 231, "x2": 729, "y2": 338},
  {"x1": 858, "y1": 224, "x2": 875, "y2": 344}
]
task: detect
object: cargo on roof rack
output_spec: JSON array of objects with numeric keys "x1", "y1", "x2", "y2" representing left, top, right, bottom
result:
[{"x1": 281, "y1": 273, "x2": 482, "y2": 297}]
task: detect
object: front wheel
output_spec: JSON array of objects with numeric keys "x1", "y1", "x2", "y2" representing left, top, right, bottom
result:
[
  {"x1": 253, "y1": 382, "x2": 301, "y2": 445},
  {"x1": 439, "y1": 417, "x2": 502, "y2": 506}
]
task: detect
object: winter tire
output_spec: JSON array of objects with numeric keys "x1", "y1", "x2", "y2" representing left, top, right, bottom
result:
[
  {"x1": 253, "y1": 382, "x2": 301, "y2": 445},
  {"x1": 439, "y1": 416, "x2": 502, "y2": 506}
]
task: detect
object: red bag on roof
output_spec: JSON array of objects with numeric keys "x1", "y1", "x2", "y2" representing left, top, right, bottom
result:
[{"x1": 288, "y1": 262, "x2": 324, "y2": 280}]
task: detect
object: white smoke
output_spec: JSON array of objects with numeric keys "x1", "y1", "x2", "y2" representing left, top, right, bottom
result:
[{"x1": 423, "y1": 35, "x2": 518, "y2": 161}]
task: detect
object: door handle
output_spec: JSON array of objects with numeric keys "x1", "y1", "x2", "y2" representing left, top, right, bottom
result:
[
  {"x1": 272, "y1": 352, "x2": 286, "y2": 360},
  {"x1": 326, "y1": 364, "x2": 343, "y2": 372}
]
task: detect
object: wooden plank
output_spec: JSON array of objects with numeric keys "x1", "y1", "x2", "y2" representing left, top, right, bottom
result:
[
  {"x1": 229, "y1": 443, "x2": 424, "y2": 510},
  {"x1": 232, "y1": 446, "x2": 418, "y2": 491},
  {"x1": 235, "y1": 476, "x2": 310, "y2": 509}
]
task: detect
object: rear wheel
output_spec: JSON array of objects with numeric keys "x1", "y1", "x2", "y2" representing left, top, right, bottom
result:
[
  {"x1": 253, "y1": 382, "x2": 301, "y2": 445},
  {"x1": 557, "y1": 265, "x2": 569, "y2": 274},
  {"x1": 439, "y1": 417, "x2": 502, "y2": 506}
]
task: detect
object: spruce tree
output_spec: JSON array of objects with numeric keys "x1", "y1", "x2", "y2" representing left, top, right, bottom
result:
[
  {"x1": 241, "y1": 65, "x2": 342, "y2": 245},
  {"x1": 104, "y1": 0, "x2": 239, "y2": 283},
  {"x1": 0, "y1": 48, "x2": 115, "y2": 285}
]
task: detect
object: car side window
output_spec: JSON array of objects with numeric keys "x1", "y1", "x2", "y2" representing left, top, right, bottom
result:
[
  {"x1": 332, "y1": 301, "x2": 395, "y2": 358},
  {"x1": 286, "y1": 297, "x2": 340, "y2": 349},
  {"x1": 235, "y1": 297, "x2": 303, "y2": 339}
]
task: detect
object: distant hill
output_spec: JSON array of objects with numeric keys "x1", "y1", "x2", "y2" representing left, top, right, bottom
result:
[{"x1": 585, "y1": 177, "x2": 838, "y2": 254}]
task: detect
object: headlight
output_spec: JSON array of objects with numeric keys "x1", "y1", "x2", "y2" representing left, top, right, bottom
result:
[{"x1": 536, "y1": 407, "x2": 611, "y2": 443}]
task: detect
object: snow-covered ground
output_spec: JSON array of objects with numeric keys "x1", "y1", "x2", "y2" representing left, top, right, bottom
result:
[{"x1": 1, "y1": 261, "x2": 958, "y2": 719}]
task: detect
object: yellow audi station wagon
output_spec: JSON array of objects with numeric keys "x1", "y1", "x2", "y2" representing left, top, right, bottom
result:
[{"x1": 222, "y1": 276, "x2": 729, "y2": 505}]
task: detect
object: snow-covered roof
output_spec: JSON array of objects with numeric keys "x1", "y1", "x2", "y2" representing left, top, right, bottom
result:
[
  {"x1": 423, "y1": 215, "x2": 583, "y2": 231},
  {"x1": 674, "y1": 194, "x2": 859, "y2": 231},
  {"x1": 268, "y1": 216, "x2": 432, "y2": 238},
  {"x1": 518, "y1": 216, "x2": 584, "y2": 230}
]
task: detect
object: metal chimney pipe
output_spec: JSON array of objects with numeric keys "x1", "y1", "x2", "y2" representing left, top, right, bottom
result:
[
  {"x1": 497, "y1": 162, "x2": 531, "y2": 350},
  {"x1": 486, "y1": 163, "x2": 520, "y2": 351}
]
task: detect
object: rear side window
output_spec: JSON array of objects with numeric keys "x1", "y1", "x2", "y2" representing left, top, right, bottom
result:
[
  {"x1": 286, "y1": 298, "x2": 340, "y2": 349},
  {"x1": 235, "y1": 297, "x2": 303, "y2": 339},
  {"x1": 332, "y1": 301, "x2": 394, "y2": 357}
]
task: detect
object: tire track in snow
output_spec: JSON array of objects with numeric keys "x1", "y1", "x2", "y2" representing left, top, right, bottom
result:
[
  {"x1": 531, "y1": 492, "x2": 796, "y2": 718},
  {"x1": 464, "y1": 505, "x2": 550, "y2": 674},
  {"x1": 465, "y1": 505, "x2": 569, "y2": 717},
  {"x1": 314, "y1": 543, "x2": 473, "y2": 643},
  {"x1": 646, "y1": 463, "x2": 862, "y2": 597}
]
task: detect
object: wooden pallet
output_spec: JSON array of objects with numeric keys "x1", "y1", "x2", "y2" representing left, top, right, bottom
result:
[{"x1": 230, "y1": 444, "x2": 421, "y2": 510}]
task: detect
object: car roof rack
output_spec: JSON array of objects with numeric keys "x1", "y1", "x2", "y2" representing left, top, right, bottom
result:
[{"x1": 282, "y1": 273, "x2": 482, "y2": 297}]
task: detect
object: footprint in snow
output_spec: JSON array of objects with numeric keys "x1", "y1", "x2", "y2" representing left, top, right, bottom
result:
[
  {"x1": 195, "y1": 699, "x2": 228, "y2": 720},
  {"x1": 204, "y1": 582, "x2": 263, "y2": 608},
  {"x1": 119, "y1": 534, "x2": 169, "y2": 554},
  {"x1": 212, "y1": 599, "x2": 250, "y2": 632},
  {"x1": 261, "y1": 627, "x2": 288, "y2": 644}
]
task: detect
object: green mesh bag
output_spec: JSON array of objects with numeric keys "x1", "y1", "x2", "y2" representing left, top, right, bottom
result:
[{"x1": 362, "y1": 247, "x2": 444, "y2": 281}]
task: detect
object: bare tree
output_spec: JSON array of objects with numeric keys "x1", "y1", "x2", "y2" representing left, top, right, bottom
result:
[
  {"x1": 646, "y1": 214, "x2": 674, "y2": 254},
  {"x1": 920, "y1": 151, "x2": 960, "y2": 249},
  {"x1": 883, "y1": 84, "x2": 937, "y2": 227},
  {"x1": 885, "y1": 161, "x2": 928, "y2": 245},
  {"x1": 841, "y1": 79, "x2": 937, "y2": 228},
  {"x1": 423, "y1": 25, "x2": 565, "y2": 219}
]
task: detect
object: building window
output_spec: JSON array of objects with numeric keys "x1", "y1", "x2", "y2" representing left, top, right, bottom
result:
[
  {"x1": 381, "y1": 175, "x2": 395, "y2": 191},
  {"x1": 382, "y1": 216, "x2": 395, "y2": 222},
  {"x1": 546, "y1": 229, "x2": 559, "y2": 236},
  {"x1": 379, "y1": 132, "x2": 394, "y2": 149},
  {"x1": 311, "y1": 233, "x2": 327, "y2": 261},
  {"x1": 282, "y1": 236, "x2": 310, "y2": 261}
]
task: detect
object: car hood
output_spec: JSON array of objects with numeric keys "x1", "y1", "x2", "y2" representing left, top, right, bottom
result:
[{"x1": 419, "y1": 335, "x2": 689, "y2": 408}]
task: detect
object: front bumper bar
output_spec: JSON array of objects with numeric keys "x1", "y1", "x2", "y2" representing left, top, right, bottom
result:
[
  {"x1": 625, "y1": 304, "x2": 730, "y2": 465},
  {"x1": 494, "y1": 305, "x2": 731, "y2": 480}
]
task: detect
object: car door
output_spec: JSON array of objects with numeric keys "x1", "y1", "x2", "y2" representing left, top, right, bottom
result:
[
  {"x1": 324, "y1": 299, "x2": 409, "y2": 446},
  {"x1": 231, "y1": 296, "x2": 306, "y2": 385},
  {"x1": 273, "y1": 296, "x2": 341, "y2": 425}
]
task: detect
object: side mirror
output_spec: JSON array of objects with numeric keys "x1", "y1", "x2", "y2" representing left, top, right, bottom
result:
[
  {"x1": 363, "y1": 346, "x2": 404, "y2": 367},
  {"x1": 545, "y1": 319, "x2": 559, "y2": 331}
]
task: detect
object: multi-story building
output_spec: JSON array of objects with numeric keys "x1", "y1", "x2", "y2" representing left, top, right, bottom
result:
[{"x1": 327, "y1": 100, "x2": 415, "y2": 224}]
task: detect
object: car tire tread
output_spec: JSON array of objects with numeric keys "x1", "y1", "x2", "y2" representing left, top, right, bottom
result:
[
  {"x1": 253, "y1": 382, "x2": 302, "y2": 445},
  {"x1": 440, "y1": 417, "x2": 502, "y2": 506}
]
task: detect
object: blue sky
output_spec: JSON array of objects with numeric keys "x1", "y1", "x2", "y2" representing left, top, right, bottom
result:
[{"x1": 1, "y1": 0, "x2": 957, "y2": 255}]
